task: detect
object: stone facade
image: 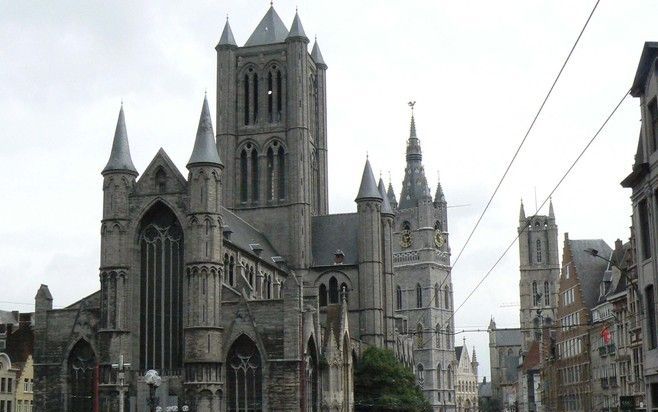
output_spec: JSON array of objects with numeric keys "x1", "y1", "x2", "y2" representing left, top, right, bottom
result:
[
  {"x1": 454, "y1": 343, "x2": 478, "y2": 412},
  {"x1": 487, "y1": 319, "x2": 521, "y2": 411},
  {"x1": 32, "y1": 4, "x2": 455, "y2": 412},
  {"x1": 621, "y1": 41, "x2": 658, "y2": 411}
]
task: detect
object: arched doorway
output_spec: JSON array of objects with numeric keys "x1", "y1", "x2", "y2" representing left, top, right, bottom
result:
[
  {"x1": 67, "y1": 340, "x2": 96, "y2": 412},
  {"x1": 226, "y1": 335, "x2": 262, "y2": 411},
  {"x1": 138, "y1": 202, "x2": 184, "y2": 371}
]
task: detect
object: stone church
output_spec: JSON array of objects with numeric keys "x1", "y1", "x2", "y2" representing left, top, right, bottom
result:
[{"x1": 33, "y1": 5, "x2": 456, "y2": 411}]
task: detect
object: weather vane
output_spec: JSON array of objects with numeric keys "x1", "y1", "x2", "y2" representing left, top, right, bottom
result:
[{"x1": 408, "y1": 100, "x2": 416, "y2": 116}]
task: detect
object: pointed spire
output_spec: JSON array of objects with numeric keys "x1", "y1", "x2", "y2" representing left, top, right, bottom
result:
[
  {"x1": 102, "y1": 105, "x2": 138, "y2": 176},
  {"x1": 287, "y1": 10, "x2": 308, "y2": 41},
  {"x1": 187, "y1": 96, "x2": 222, "y2": 168},
  {"x1": 311, "y1": 37, "x2": 327, "y2": 68},
  {"x1": 355, "y1": 159, "x2": 383, "y2": 202},
  {"x1": 549, "y1": 198, "x2": 555, "y2": 219},
  {"x1": 434, "y1": 172, "x2": 446, "y2": 203},
  {"x1": 386, "y1": 181, "x2": 398, "y2": 209},
  {"x1": 217, "y1": 17, "x2": 237, "y2": 48},
  {"x1": 519, "y1": 199, "x2": 526, "y2": 221},
  {"x1": 245, "y1": 5, "x2": 289, "y2": 46},
  {"x1": 472, "y1": 347, "x2": 477, "y2": 362},
  {"x1": 399, "y1": 107, "x2": 429, "y2": 209},
  {"x1": 378, "y1": 178, "x2": 394, "y2": 215}
]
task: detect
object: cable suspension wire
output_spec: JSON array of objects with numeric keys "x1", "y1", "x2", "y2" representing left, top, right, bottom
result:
[
  {"x1": 447, "y1": 88, "x2": 630, "y2": 325},
  {"x1": 409, "y1": 0, "x2": 603, "y2": 330},
  {"x1": 449, "y1": 0, "x2": 601, "y2": 271}
]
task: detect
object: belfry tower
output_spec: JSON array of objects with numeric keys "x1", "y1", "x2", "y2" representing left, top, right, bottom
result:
[
  {"x1": 215, "y1": 7, "x2": 328, "y2": 269},
  {"x1": 518, "y1": 200, "x2": 560, "y2": 351}
]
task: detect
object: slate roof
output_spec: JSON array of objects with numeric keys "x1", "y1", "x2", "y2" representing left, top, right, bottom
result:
[
  {"x1": 378, "y1": 178, "x2": 394, "y2": 215},
  {"x1": 222, "y1": 207, "x2": 282, "y2": 266},
  {"x1": 102, "y1": 106, "x2": 138, "y2": 175},
  {"x1": 311, "y1": 213, "x2": 359, "y2": 266},
  {"x1": 287, "y1": 12, "x2": 307, "y2": 39},
  {"x1": 311, "y1": 40, "x2": 326, "y2": 66},
  {"x1": 187, "y1": 96, "x2": 222, "y2": 167},
  {"x1": 217, "y1": 19, "x2": 237, "y2": 47},
  {"x1": 244, "y1": 6, "x2": 289, "y2": 47},
  {"x1": 455, "y1": 346, "x2": 464, "y2": 362},
  {"x1": 356, "y1": 159, "x2": 383, "y2": 202},
  {"x1": 493, "y1": 329, "x2": 522, "y2": 347},
  {"x1": 569, "y1": 239, "x2": 612, "y2": 310}
]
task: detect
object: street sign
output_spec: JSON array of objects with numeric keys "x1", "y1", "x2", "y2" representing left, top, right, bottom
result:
[{"x1": 620, "y1": 396, "x2": 635, "y2": 411}]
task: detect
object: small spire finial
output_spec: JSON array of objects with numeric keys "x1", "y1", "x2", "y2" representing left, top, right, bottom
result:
[
  {"x1": 226, "y1": 13, "x2": 229, "y2": 21},
  {"x1": 270, "y1": 0, "x2": 273, "y2": 6},
  {"x1": 388, "y1": 170, "x2": 392, "y2": 184},
  {"x1": 366, "y1": 151, "x2": 369, "y2": 159},
  {"x1": 204, "y1": 88, "x2": 207, "y2": 97}
]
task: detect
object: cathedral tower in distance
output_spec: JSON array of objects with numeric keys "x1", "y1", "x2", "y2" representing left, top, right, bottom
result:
[{"x1": 518, "y1": 200, "x2": 560, "y2": 351}]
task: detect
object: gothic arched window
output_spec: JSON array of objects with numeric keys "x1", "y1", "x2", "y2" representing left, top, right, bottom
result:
[
  {"x1": 532, "y1": 281, "x2": 539, "y2": 306},
  {"x1": 139, "y1": 202, "x2": 183, "y2": 371},
  {"x1": 319, "y1": 284, "x2": 327, "y2": 307},
  {"x1": 536, "y1": 239, "x2": 543, "y2": 263},
  {"x1": 435, "y1": 324, "x2": 441, "y2": 348},
  {"x1": 434, "y1": 220, "x2": 442, "y2": 231},
  {"x1": 68, "y1": 340, "x2": 96, "y2": 412},
  {"x1": 396, "y1": 285, "x2": 402, "y2": 310},
  {"x1": 277, "y1": 146, "x2": 286, "y2": 200},
  {"x1": 416, "y1": 323, "x2": 424, "y2": 347},
  {"x1": 402, "y1": 221, "x2": 411, "y2": 231},
  {"x1": 227, "y1": 335, "x2": 262, "y2": 412},
  {"x1": 416, "y1": 284, "x2": 423, "y2": 308},
  {"x1": 267, "y1": 147, "x2": 274, "y2": 201},
  {"x1": 329, "y1": 276, "x2": 339, "y2": 304},
  {"x1": 155, "y1": 168, "x2": 167, "y2": 193},
  {"x1": 240, "y1": 149, "x2": 248, "y2": 202},
  {"x1": 445, "y1": 325, "x2": 451, "y2": 349},
  {"x1": 437, "y1": 363, "x2": 442, "y2": 388},
  {"x1": 240, "y1": 144, "x2": 259, "y2": 204},
  {"x1": 434, "y1": 283, "x2": 440, "y2": 308},
  {"x1": 447, "y1": 365, "x2": 453, "y2": 388},
  {"x1": 544, "y1": 281, "x2": 550, "y2": 306},
  {"x1": 444, "y1": 286, "x2": 450, "y2": 310},
  {"x1": 243, "y1": 73, "x2": 250, "y2": 125}
]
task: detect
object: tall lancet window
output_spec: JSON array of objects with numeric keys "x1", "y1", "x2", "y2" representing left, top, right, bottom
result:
[
  {"x1": 277, "y1": 145, "x2": 286, "y2": 200},
  {"x1": 544, "y1": 281, "x2": 550, "y2": 306},
  {"x1": 536, "y1": 239, "x2": 542, "y2": 263},
  {"x1": 227, "y1": 335, "x2": 263, "y2": 412},
  {"x1": 243, "y1": 74, "x2": 250, "y2": 125},
  {"x1": 532, "y1": 281, "x2": 539, "y2": 306},
  {"x1": 240, "y1": 144, "x2": 259, "y2": 205},
  {"x1": 267, "y1": 147, "x2": 274, "y2": 201},
  {"x1": 67, "y1": 339, "x2": 96, "y2": 412},
  {"x1": 139, "y1": 202, "x2": 183, "y2": 372},
  {"x1": 240, "y1": 150, "x2": 248, "y2": 202}
]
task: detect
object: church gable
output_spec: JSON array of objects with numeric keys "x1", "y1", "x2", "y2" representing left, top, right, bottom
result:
[{"x1": 135, "y1": 148, "x2": 187, "y2": 195}]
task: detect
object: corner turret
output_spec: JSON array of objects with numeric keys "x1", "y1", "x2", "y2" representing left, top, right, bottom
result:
[
  {"x1": 519, "y1": 199, "x2": 526, "y2": 221},
  {"x1": 187, "y1": 95, "x2": 223, "y2": 168},
  {"x1": 102, "y1": 105, "x2": 138, "y2": 176},
  {"x1": 311, "y1": 38, "x2": 327, "y2": 68},
  {"x1": 286, "y1": 10, "x2": 308, "y2": 42},
  {"x1": 355, "y1": 159, "x2": 383, "y2": 202},
  {"x1": 216, "y1": 17, "x2": 237, "y2": 49}
]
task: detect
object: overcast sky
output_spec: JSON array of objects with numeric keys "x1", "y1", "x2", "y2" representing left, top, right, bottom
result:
[{"x1": 2, "y1": 0, "x2": 657, "y2": 379}]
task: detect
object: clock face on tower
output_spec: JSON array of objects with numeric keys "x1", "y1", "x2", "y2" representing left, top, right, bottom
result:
[
  {"x1": 400, "y1": 230, "x2": 412, "y2": 248},
  {"x1": 434, "y1": 230, "x2": 445, "y2": 248}
]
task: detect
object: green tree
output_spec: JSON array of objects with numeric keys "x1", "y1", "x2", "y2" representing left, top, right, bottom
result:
[{"x1": 354, "y1": 347, "x2": 432, "y2": 411}]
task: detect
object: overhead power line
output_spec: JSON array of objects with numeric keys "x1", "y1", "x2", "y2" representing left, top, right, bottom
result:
[
  {"x1": 448, "y1": 88, "x2": 630, "y2": 324},
  {"x1": 450, "y1": 0, "x2": 601, "y2": 271},
  {"x1": 411, "y1": 0, "x2": 602, "y2": 329}
]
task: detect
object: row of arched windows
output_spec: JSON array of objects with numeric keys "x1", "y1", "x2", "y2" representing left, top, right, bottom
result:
[
  {"x1": 318, "y1": 276, "x2": 349, "y2": 306},
  {"x1": 242, "y1": 65, "x2": 283, "y2": 126},
  {"x1": 414, "y1": 323, "x2": 452, "y2": 349},
  {"x1": 395, "y1": 284, "x2": 451, "y2": 310},
  {"x1": 240, "y1": 141, "x2": 286, "y2": 204}
]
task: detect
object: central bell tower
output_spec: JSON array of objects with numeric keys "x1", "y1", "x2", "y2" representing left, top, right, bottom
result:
[{"x1": 215, "y1": 6, "x2": 328, "y2": 269}]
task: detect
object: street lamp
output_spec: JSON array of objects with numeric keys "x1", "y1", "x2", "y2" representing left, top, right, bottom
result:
[{"x1": 144, "y1": 369, "x2": 162, "y2": 412}]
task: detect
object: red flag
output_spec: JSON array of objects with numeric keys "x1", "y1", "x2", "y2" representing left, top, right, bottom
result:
[{"x1": 601, "y1": 326, "x2": 611, "y2": 345}]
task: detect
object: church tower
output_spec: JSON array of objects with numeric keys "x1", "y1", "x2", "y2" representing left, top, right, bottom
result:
[
  {"x1": 518, "y1": 200, "x2": 559, "y2": 351},
  {"x1": 183, "y1": 96, "x2": 225, "y2": 407},
  {"x1": 215, "y1": 6, "x2": 328, "y2": 269},
  {"x1": 391, "y1": 110, "x2": 455, "y2": 410},
  {"x1": 98, "y1": 105, "x2": 138, "y2": 371}
]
